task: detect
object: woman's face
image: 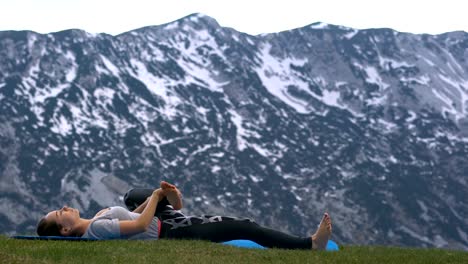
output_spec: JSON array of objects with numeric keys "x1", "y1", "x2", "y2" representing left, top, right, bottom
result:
[{"x1": 45, "y1": 206, "x2": 80, "y2": 234}]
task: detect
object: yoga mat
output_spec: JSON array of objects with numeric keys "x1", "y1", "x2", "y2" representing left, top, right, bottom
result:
[
  {"x1": 12, "y1": 235, "x2": 339, "y2": 251},
  {"x1": 222, "y1": 239, "x2": 339, "y2": 251}
]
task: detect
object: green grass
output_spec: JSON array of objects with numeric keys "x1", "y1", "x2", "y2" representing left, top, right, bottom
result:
[{"x1": 0, "y1": 236, "x2": 466, "y2": 264}]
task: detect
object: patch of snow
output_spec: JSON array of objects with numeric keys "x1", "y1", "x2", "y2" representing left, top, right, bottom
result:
[
  {"x1": 179, "y1": 59, "x2": 226, "y2": 92},
  {"x1": 181, "y1": 25, "x2": 191, "y2": 33},
  {"x1": 378, "y1": 119, "x2": 397, "y2": 131},
  {"x1": 363, "y1": 65, "x2": 390, "y2": 90},
  {"x1": 416, "y1": 200, "x2": 431, "y2": 222},
  {"x1": 64, "y1": 51, "x2": 77, "y2": 82},
  {"x1": 379, "y1": 56, "x2": 413, "y2": 69},
  {"x1": 419, "y1": 56, "x2": 436, "y2": 66},
  {"x1": 130, "y1": 59, "x2": 182, "y2": 118},
  {"x1": 67, "y1": 100, "x2": 108, "y2": 132},
  {"x1": 249, "y1": 174, "x2": 261, "y2": 183},
  {"x1": 310, "y1": 22, "x2": 328, "y2": 29},
  {"x1": 255, "y1": 43, "x2": 312, "y2": 113},
  {"x1": 33, "y1": 83, "x2": 67, "y2": 103},
  {"x1": 93, "y1": 87, "x2": 115, "y2": 104},
  {"x1": 140, "y1": 131, "x2": 157, "y2": 147},
  {"x1": 439, "y1": 75, "x2": 468, "y2": 118},
  {"x1": 95, "y1": 63, "x2": 107, "y2": 75},
  {"x1": 457, "y1": 227, "x2": 468, "y2": 244},
  {"x1": 130, "y1": 59, "x2": 166, "y2": 98},
  {"x1": 100, "y1": 55, "x2": 121, "y2": 76},
  {"x1": 211, "y1": 165, "x2": 221, "y2": 173},
  {"x1": 50, "y1": 115, "x2": 72, "y2": 136},
  {"x1": 366, "y1": 95, "x2": 388, "y2": 106},
  {"x1": 164, "y1": 22, "x2": 178, "y2": 30},
  {"x1": 439, "y1": 74, "x2": 460, "y2": 89},
  {"x1": 27, "y1": 34, "x2": 37, "y2": 51},
  {"x1": 147, "y1": 43, "x2": 166, "y2": 61},
  {"x1": 340, "y1": 170, "x2": 357, "y2": 180},
  {"x1": 189, "y1": 145, "x2": 211, "y2": 157},
  {"x1": 446, "y1": 61, "x2": 458, "y2": 76},
  {"x1": 432, "y1": 88, "x2": 455, "y2": 108},
  {"x1": 251, "y1": 143, "x2": 273, "y2": 157},
  {"x1": 443, "y1": 47, "x2": 464, "y2": 73},
  {"x1": 343, "y1": 29, "x2": 358, "y2": 39},
  {"x1": 322, "y1": 90, "x2": 341, "y2": 108},
  {"x1": 28, "y1": 61, "x2": 40, "y2": 77},
  {"x1": 211, "y1": 152, "x2": 224, "y2": 158},
  {"x1": 353, "y1": 45, "x2": 362, "y2": 53},
  {"x1": 433, "y1": 235, "x2": 449, "y2": 248},
  {"x1": 313, "y1": 76, "x2": 328, "y2": 87},
  {"x1": 229, "y1": 110, "x2": 248, "y2": 151},
  {"x1": 335, "y1": 81, "x2": 347, "y2": 87},
  {"x1": 406, "y1": 111, "x2": 417, "y2": 122},
  {"x1": 189, "y1": 13, "x2": 204, "y2": 22},
  {"x1": 86, "y1": 32, "x2": 98, "y2": 38},
  {"x1": 170, "y1": 29, "x2": 228, "y2": 93},
  {"x1": 48, "y1": 144, "x2": 60, "y2": 151},
  {"x1": 401, "y1": 75, "x2": 431, "y2": 85},
  {"x1": 399, "y1": 226, "x2": 432, "y2": 244},
  {"x1": 196, "y1": 29, "x2": 211, "y2": 41}
]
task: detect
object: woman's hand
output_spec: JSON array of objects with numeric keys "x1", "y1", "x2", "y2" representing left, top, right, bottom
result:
[
  {"x1": 120, "y1": 188, "x2": 162, "y2": 236},
  {"x1": 153, "y1": 188, "x2": 164, "y2": 201}
]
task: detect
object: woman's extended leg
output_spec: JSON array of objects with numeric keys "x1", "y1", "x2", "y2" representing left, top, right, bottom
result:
[
  {"x1": 124, "y1": 186, "x2": 332, "y2": 250},
  {"x1": 160, "y1": 218, "x2": 312, "y2": 250}
]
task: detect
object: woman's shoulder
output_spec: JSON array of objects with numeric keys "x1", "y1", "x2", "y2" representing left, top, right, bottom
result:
[{"x1": 85, "y1": 216, "x2": 121, "y2": 239}]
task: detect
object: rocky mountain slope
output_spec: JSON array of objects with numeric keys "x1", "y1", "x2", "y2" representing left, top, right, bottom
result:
[{"x1": 0, "y1": 13, "x2": 467, "y2": 249}]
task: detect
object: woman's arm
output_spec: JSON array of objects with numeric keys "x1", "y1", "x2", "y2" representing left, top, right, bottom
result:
[
  {"x1": 119, "y1": 189, "x2": 162, "y2": 236},
  {"x1": 132, "y1": 182, "x2": 183, "y2": 212},
  {"x1": 132, "y1": 197, "x2": 150, "y2": 214}
]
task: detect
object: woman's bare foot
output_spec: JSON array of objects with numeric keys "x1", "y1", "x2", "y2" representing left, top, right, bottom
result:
[
  {"x1": 161, "y1": 181, "x2": 177, "y2": 190},
  {"x1": 160, "y1": 181, "x2": 183, "y2": 210},
  {"x1": 311, "y1": 213, "x2": 332, "y2": 250}
]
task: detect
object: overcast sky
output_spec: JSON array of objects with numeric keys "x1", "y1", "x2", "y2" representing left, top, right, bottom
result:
[{"x1": 1, "y1": 0, "x2": 467, "y2": 35}]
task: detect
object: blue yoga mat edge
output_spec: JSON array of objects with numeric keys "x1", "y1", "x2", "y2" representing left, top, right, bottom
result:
[{"x1": 11, "y1": 236, "x2": 339, "y2": 251}]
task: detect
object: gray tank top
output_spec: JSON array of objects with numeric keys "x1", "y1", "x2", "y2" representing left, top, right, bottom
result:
[{"x1": 82, "y1": 206, "x2": 159, "y2": 240}]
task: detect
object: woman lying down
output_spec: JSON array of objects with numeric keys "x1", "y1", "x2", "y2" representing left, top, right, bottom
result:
[{"x1": 37, "y1": 181, "x2": 332, "y2": 250}]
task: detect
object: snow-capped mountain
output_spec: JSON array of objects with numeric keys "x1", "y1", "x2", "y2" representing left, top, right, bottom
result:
[{"x1": 0, "y1": 13, "x2": 467, "y2": 250}]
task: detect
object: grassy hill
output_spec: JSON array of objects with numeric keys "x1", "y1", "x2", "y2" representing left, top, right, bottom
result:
[{"x1": 1, "y1": 236, "x2": 467, "y2": 264}]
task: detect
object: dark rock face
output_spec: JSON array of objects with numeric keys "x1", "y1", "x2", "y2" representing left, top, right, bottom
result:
[{"x1": 0, "y1": 13, "x2": 467, "y2": 250}]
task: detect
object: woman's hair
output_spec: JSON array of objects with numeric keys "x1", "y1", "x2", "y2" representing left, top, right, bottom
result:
[{"x1": 36, "y1": 216, "x2": 63, "y2": 236}]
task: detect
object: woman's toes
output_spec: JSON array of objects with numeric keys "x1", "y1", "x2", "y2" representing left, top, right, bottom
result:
[{"x1": 161, "y1": 181, "x2": 176, "y2": 189}]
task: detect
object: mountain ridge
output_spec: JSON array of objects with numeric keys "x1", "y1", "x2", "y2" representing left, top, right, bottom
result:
[{"x1": 3, "y1": 13, "x2": 468, "y2": 37}]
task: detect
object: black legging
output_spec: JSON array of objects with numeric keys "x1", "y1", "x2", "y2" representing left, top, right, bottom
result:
[{"x1": 124, "y1": 188, "x2": 312, "y2": 249}]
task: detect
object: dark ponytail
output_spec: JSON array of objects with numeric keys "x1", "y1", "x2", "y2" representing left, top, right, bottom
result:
[{"x1": 36, "y1": 217, "x2": 63, "y2": 236}]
